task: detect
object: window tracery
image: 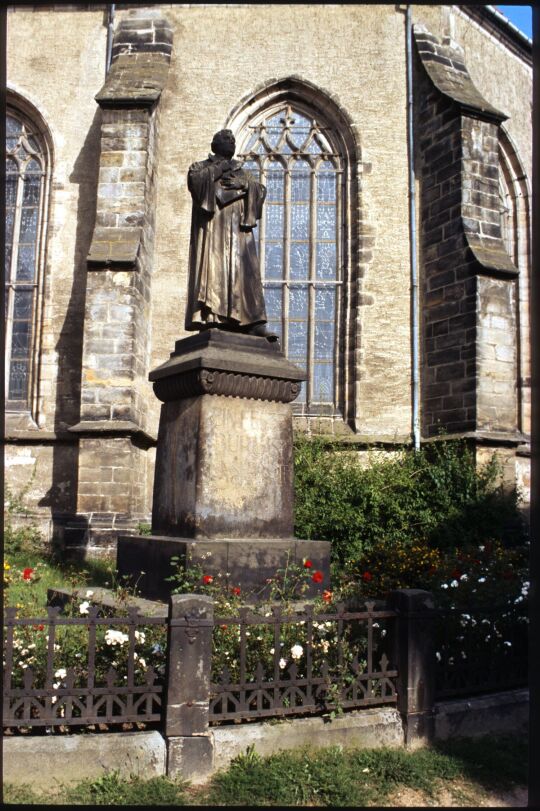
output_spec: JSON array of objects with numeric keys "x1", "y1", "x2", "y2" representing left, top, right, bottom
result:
[{"x1": 237, "y1": 104, "x2": 344, "y2": 414}]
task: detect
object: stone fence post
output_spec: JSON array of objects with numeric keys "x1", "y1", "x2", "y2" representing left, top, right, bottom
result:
[
  {"x1": 387, "y1": 589, "x2": 436, "y2": 746},
  {"x1": 164, "y1": 594, "x2": 214, "y2": 781}
]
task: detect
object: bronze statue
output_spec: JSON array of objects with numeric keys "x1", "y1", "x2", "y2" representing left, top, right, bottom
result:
[{"x1": 185, "y1": 129, "x2": 277, "y2": 341}]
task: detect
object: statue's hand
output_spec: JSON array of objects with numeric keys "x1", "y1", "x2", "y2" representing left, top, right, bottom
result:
[{"x1": 221, "y1": 174, "x2": 247, "y2": 190}]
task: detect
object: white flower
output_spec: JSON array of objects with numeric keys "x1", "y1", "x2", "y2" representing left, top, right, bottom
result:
[
  {"x1": 461, "y1": 651, "x2": 467, "y2": 659},
  {"x1": 450, "y1": 580, "x2": 459, "y2": 588},
  {"x1": 105, "y1": 629, "x2": 129, "y2": 646},
  {"x1": 79, "y1": 601, "x2": 90, "y2": 614},
  {"x1": 522, "y1": 582, "x2": 529, "y2": 596},
  {"x1": 290, "y1": 644, "x2": 303, "y2": 660},
  {"x1": 362, "y1": 768, "x2": 370, "y2": 773},
  {"x1": 478, "y1": 577, "x2": 486, "y2": 583},
  {"x1": 54, "y1": 668, "x2": 67, "y2": 680},
  {"x1": 279, "y1": 658, "x2": 287, "y2": 669},
  {"x1": 481, "y1": 619, "x2": 490, "y2": 625},
  {"x1": 320, "y1": 640, "x2": 330, "y2": 653},
  {"x1": 134, "y1": 631, "x2": 146, "y2": 643},
  {"x1": 138, "y1": 657, "x2": 146, "y2": 668},
  {"x1": 441, "y1": 583, "x2": 449, "y2": 589},
  {"x1": 85, "y1": 590, "x2": 94, "y2": 598},
  {"x1": 152, "y1": 644, "x2": 163, "y2": 654},
  {"x1": 436, "y1": 652, "x2": 441, "y2": 661},
  {"x1": 504, "y1": 641, "x2": 512, "y2": 647},
  {"x1": 460, "y1": 574, "x2": 468, "y2": 581},
  {"x1": 381, "y1": 629, "x2": 387, "y2": 638},
  {"x1": 478, "y1": 545, "x2": 485, "y2": 551},
  {"x1": 21, "y1": 648, "x2": 29, "y2": 656},
  {"x1": 514, "y1": 596, "x2": 524, "y2": 604},
  {"x1": 270, "y1": 647, "x2": 275, "y2": 655}
]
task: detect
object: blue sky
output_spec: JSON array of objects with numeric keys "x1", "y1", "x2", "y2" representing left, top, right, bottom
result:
[{"x1": 496, "y1": 6, "x2": 532, "y2": 39}]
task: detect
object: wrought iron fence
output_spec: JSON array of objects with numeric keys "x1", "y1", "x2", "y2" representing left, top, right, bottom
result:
[
  {"x1": 434, "y1": 602, "x2": 528, "y2": 699},
  {"x1": 3, "y1": 605, "x2": 167, "y2": 729},
  {"x1": 3, "y1": 591, "x2": 528, "y2": 735},
  {"x1": 209, "y1": 602, "x2": 398, "y2": 722}
]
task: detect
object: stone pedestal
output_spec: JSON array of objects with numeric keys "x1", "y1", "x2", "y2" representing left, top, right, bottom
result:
[{"x1": 117, "y1": 330, "x2": 331, "y2": 600}]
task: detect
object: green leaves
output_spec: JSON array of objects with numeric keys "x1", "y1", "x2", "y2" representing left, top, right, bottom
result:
[{"x1": 293, "y1": 437, "x2": 526, "y2": 565}]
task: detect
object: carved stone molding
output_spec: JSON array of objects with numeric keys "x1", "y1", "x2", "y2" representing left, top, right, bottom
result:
[
  {"x1": 153, "y1": 367, "x2": 301, "y2": 404},
  {"x1": 149, "y1": 330, "x2": 306, "y2": 405}
]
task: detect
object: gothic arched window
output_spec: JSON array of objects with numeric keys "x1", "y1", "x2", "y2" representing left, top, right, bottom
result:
[
  {"x1": 498, "y1": 131, "x2": 531, "y2": 436},
  {"x1": 5, "y1": 107, "x2": 49, "y2": 412},
  {"x1": 237, "y1": 104, "x2": 344, "y2": 416}
]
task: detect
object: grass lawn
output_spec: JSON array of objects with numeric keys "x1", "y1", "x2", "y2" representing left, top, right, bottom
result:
[{"x1": 3, "y1": 734, "x2": 528, "y2": 806}]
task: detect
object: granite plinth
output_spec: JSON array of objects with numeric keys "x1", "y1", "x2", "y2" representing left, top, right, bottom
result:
[
  {"x1": 152, "y1": 394, "x2": 296, "y2": 539},
  {"x1": 116, "y1": 535, "x2": 331, "y2": 602},
  {"x1": 150, "y1": 331, "x2": 307, "y2": 540}
]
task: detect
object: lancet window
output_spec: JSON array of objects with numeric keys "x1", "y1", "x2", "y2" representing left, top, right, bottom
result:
[
  {"x1": 5, "y1": 109, "x2": 48, "y2": 410},
  {"x1": 237, "y1": 104, "x2": 344, "y2": 415}
]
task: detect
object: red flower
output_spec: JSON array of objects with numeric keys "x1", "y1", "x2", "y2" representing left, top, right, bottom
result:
[
  {"x1": 428, "y1": 565, "x2": 437, "y2": 575},
  {"x1": 231, "y1": 586, "x2": 241, "y2": 596},
  {"x1": 33, "y1": 624, "x2": 45, "y2": 632},
  {"x1": 361, "y1": 571, "x2": 373, "y2": 582},
  {"x1": 22, "y1": 568, "x2": 34, "y2": 581},
  {"x1": 451, "y1": 569, "x2": 462, "y2": 580},
  {"x1": 311, "y1": 570, "x2": 323, "y2": 584},
  {"x1": 202, "y1": 575, "x2": 213, "y2": 585},
  {"x1": 303, "y1": 559, "x2": 313, "y2": 569},
  {"x1": 322, "y1": 590, "x2": 333, "y2": 603}
]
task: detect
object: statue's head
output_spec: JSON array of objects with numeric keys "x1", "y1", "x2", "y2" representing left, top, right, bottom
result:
[{"x1": 211, "y1": 129, "x2": 236, "y2": 159}]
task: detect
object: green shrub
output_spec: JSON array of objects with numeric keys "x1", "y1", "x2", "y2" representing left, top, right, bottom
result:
[{"x1": 294, "y1": 436, "x2": 526, "y2": 566}]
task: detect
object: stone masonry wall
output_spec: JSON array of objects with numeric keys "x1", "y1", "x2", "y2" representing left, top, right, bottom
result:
[
  {"x1": 66, "y1": 11, "x2": 172, "y2": 555},
  {"x1": 418, "y1": 85, "x2": 477, "y2": 435},
  {"x1": 415, "y1": 26, "x2": 519, "y2": 440},
  {"x1": 5, "y1": 6, "x2": 531, "y2": 539}
]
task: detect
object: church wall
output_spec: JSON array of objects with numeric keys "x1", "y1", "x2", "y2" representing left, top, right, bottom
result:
[{"x1": 5, "y1": 5, "x2": 532, "y2": 549}]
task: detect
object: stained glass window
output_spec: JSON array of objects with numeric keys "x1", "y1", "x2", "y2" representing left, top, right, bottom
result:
[
  {"x1": 239, "y1": 105, "x2": 343, "y2": 414},
  {"x1": 5, "y1": 110, "x2": 46, "y2": 409}
]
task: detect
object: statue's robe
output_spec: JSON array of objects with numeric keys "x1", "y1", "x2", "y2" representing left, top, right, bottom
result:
[{"x1": 185, "y1": 155, "x2": 267, "y2": 330}]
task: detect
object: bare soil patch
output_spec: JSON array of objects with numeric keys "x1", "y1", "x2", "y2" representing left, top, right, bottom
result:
[{"x1": 385, "y1": 779, "x2": 527, "y2": 807}]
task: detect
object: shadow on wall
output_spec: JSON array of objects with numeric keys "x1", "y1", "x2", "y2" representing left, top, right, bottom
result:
[{"x1": 38, "y1": 108, "x2": 102, "y2": 554}]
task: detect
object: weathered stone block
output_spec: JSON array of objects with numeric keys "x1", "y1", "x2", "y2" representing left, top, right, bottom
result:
[
  {"x1": 117, "y1": 535, "x2": 331, "y2": 601},
  {"x1": 167, "y1": 735, "x2": 214, "y2": 783}
]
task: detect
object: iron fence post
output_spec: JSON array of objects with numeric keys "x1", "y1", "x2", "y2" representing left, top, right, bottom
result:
[
  {"x1": 388, "y1": 588, "x2": 435, "y2": 746},
  {"x1": 164, "y1": 594, "x2": 214, "y2": 781}
]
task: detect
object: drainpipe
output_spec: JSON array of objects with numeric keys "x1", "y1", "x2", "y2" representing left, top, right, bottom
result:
[
  {"x1": 106, "y1": 4, "x2": 116, "y2": 77},
  {"x1": 406, "y1": 5, "x2": 421, "y2": 451}
]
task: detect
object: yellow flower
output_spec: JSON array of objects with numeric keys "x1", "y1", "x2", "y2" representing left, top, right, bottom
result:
[{"x1": 4, "y1": 562, "x2": 10, "y2": 570}]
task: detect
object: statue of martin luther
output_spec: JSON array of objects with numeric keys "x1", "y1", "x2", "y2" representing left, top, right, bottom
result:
[{"x1": 185, "y1": 129, "x2": 277, "y2": 341}]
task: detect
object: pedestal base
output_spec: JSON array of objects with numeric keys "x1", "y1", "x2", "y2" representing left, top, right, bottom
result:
[{"x1": 117, "y1": 535, "x2": 331, "y2": 602}]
